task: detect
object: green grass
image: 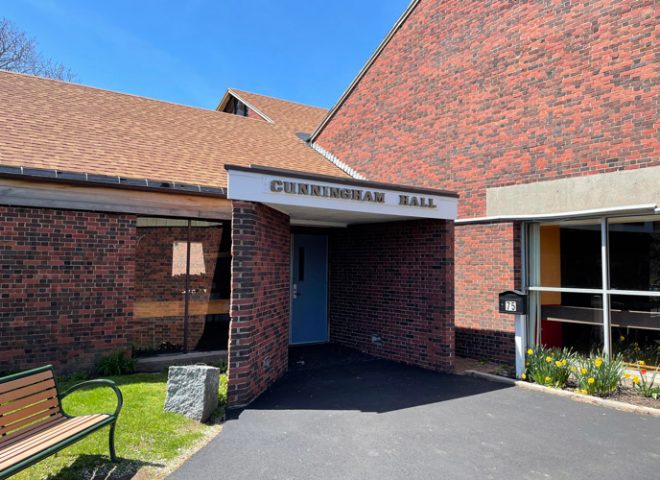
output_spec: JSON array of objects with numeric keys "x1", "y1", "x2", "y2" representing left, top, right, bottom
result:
[{"x1": 12, "y1": 371, "x2": 227, "y2": 480}]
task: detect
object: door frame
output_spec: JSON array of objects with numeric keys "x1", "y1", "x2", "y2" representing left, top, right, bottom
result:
[{"x1": 289, "y1": 233, "x2": 330, "y2": 345}]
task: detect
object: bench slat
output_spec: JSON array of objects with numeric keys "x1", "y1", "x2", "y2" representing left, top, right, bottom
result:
[
  {"x1": 0, "y1": 379, "x2": 56, "y2": 405},
  {"x1": 0, "y1": 371, "x2": 54, "y2": 396},
  {"x1": 0, "y1": 415, "x2": 106, "y2": 461},
  {"x1": 0, "y1": 398, "x2": 60, "y2": 437},
  {"x1": 0, "y1": 415, "x2": 110, "y2": 471},
  {"x1": 0, "y1": 416, "x2": 65, "y2": 450},
  {"x1": 0, "y1": 388, "x2": 58, "y2": 416}
]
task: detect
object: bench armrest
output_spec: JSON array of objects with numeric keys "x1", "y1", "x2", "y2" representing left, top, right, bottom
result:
[{"x1": 60, "y1": 379, "x2": 123, "y2": 418}]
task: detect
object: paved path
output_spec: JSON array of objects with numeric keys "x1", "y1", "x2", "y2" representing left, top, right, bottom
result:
[{"x1": 170, "y1": 357, "x2": 660, "y2": 480}]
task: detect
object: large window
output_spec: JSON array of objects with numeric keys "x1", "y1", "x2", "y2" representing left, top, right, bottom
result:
[
  {"x1": 133, "y1": 217, "x2": 231, "y2": 355},
  {"x1": 527, "y1": 215, "x2": 660, "y2": 367}
]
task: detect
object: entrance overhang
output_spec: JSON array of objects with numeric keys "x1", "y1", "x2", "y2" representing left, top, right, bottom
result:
[{"x1": 225, "y1": 165, "x2": 458, "y2": 227}]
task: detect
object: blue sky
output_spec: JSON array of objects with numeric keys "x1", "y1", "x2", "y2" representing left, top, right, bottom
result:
[{"x1": 4, "y1": 0, "x2": 410, "y2": 109}]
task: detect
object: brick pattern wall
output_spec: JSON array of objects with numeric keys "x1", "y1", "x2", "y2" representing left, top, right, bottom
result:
[
  {"x1": 315, "y1": 0, "x2": 657, "y2": 218},
  {"x1": 315, "y1": 0, "x2": 655, "y2": 363},
  {"x1": 0, "y1": 206, "x2": 135, "y2": 374},
  {"x1": 329, "y1": 220, "x2": 454, "y2": 371},
  {"x1": 227, "y1": 201, "x2": 290, "y2": 407},
  {"x1": 133, "y1": 225, "x2": 224, "y2": 352},
  {"x1": 454, "y1": 222, "x2": 520, "y2": 362}
]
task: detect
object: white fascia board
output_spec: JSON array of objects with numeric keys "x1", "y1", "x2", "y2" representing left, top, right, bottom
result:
[{"x1": 227, "y1": 169, "x2": 457, "y2": 221}]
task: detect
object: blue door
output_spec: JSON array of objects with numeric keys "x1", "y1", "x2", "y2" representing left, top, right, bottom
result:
[{"x1": 291, "y1": 234, "x2": 328, "y2": 344}]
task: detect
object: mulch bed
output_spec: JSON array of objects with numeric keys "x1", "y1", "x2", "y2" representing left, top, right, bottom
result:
[{"x1": 607, "y1": 388, "x2": 659, "y2": 409}]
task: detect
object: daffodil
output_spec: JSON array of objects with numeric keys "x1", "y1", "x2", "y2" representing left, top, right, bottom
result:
[
  {"x1": 632, "y1": 376, "x2": 640, "y2": 384},
  {"x1": 581, "y1": 389, "x2": 587, "y2": 395},
  {"x1": 587, "y1": 377, "x2": 595, "y2": 385},
  {"x1": 555, "y1": 361, "x2": 562, "y2": 367},
  {"x1": 580, "y1": 368, "x2": 587, "y2": 375},
  {"x1": 638, "y1": 360, "x2": 645, "y2": 366},
  {"x1": 521, "y1": 373, "x2": 526, "y2": 380},
  {"x1": 546, "y1": 356, "x2": 553, "y2": 363},
  {"x1": 527, "y1": 348, "x2": 533, "y2": 355},
  {"x1": 624, "y1": 372, "x2": 631, "y2": 379},
  {"x1": 594, "y1": 358, "x2": 603, "y2": 368},
  {"x1": 619, "y1": 335, "x2": 625, "y2": 342},
  {"x1": 544, "y1": 376, "x2": 551, "y2": 383},
  {"x1": 561, "y1": 359, "x2": 567, "y2": 366}
]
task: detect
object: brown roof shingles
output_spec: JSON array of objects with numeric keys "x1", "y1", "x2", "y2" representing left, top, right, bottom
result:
[
  {"x1": 230, "y1": 89, "x2": 328, "y2": 135},
  {"x1": 0, "y1": 71, "x2": 347, "y2": 189}
]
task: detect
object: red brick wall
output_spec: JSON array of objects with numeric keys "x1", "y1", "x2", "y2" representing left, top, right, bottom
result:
[
  {"x1": 227, "y1": 201, "x2": 290, "y2": 407},
  {"x1": 314, "y1": 0, "x2": 656, "y2": 363},
  {"x1": 329, "y1": 220, "x2": 454, "y2": 371},
  {"x1": 455, "y1": 223, "x2": 521, "y2": 362},
  {"x1": 0, "y1": 206, "x2": 135, "y2": 374},
  {"x1": 315, "y1": 0, "x2": 657, "y2": 218}
]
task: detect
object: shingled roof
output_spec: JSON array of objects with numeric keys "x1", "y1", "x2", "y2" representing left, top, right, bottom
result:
[
  {"x1": 0, "y1": 71, "x2": 347, "y2": 191},
  {"x1": 219, "y1": 88, "x2": 328, "y2": 136}
]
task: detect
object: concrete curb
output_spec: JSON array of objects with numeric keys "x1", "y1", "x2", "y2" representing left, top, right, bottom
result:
[{"x1": 465, "y1": 370, "x2": 660, "y2": 418}]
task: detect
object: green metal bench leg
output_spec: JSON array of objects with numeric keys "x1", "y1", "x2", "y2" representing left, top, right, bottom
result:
[{"x1": 109, "y1": 422, "x2": 118, "y2": 462}]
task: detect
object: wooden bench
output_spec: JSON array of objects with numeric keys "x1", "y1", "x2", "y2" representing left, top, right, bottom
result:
[{"x1": 0, "y1": 365, "x2": 122, "y2": 479}]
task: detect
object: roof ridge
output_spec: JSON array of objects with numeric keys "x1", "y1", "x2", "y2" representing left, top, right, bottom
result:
[{"x1": 0, "y1": 68, "x2": 225, "y2": 117}]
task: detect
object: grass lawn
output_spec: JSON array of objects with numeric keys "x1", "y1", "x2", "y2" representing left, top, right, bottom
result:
[{"x1": 11, "y1": 371, "x2": 227, "y2": 480}]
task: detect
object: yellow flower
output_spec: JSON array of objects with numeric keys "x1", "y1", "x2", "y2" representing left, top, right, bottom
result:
[
  {"x1": 527, "y1": 348, "x2": 533, "y2": 355},
  {"x1": 632, "y1": 376, "x2": 640, "y2": 384},
  {"x1": 581, "y1": 389, "x2": 587, "y2": 395},
  {"x1": 639, "y1": 360, "x2": 645, "y2": 366},
  {"x1": 594, "y1": 358, "x2": 603, "y2": 368},
  {"x1": 624, "y1": 372, "x2": 631, "y2": 379},
  {"x1": 521, "y1": 373, "x2": 526, "y2": 380},
  {"x1": 546, "y1": 356, "x2": 553, "y2": 363},
  {"x1": 580, "y1": 368, "x2": 587, "y2": 375},
  {"x1": 587, "y1": 377, "x2": 595, "y2": 385},
  {"x1": 544, "y1": 376, "x2": 551, "y2": 383},
  {"x1": 561, "y1": 359, "x2": 567, "y2": 366},
  {"x1": 619, "y1": 335, "x2": 625, "y2": 342},
  {"x1": 555, "y1": 361, "x2": 562, "y2": 367}
]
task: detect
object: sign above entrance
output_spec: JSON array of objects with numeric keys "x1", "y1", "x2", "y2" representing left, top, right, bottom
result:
[{"x1": 225, "y1": 165, "x2": 458, "y2": 223}]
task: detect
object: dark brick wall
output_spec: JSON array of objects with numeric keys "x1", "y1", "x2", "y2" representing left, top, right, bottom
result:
[
  {"x1": 329, "y1": 220, "x2": 454, "y2": 371},
  {"x1": 315, "y1": 0, "x2": 655, "y2": 363},
  {"x1": 0, "y1": 206, "x2": 135, "y2": 374},
  {"x1": 227, "y1": 201, "x2": 290, "y2": 407}
]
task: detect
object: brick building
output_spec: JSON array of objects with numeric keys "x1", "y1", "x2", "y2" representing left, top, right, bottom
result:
[{"x1": 1, "y1": 0, "x2": 658, "y2": 407}]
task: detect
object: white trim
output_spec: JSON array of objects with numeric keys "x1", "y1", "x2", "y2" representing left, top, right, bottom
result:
[
  {"x1": 600, "y1": 217, "x2": 611, "y2": 356},
  {"x1": 216, "y1": 89, "x2": 274, "y2": 123},
  {"x1": 528, "y1": 286, "x2": 603, "y2": 294},
  {"x1": 527, "y1": 287, "x2": 660, "y2": 298},
  {"x1": 290, "y1": 219, "x2": 348, "y2": 228},
  {"x1": 226, "y1": 168, "x2": 458, "y2": 221},
  {"x1": 310, "y1": 142, "x2": 365, "y2": 180},
  {"x1": 456, "y1": 204, "x2": 657, "y2": 224},
  {"x1": 309, "y1": 0, "x2": 422, "y2": 141}
]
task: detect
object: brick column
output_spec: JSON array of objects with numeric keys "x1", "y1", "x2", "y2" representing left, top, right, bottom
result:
[{"x1": 227, "y1": 201, "x2": 290, "y2": 407}]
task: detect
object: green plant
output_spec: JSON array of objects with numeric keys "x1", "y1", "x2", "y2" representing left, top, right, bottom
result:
[
  {"x1": 95, "y1": 350, "x2": 136, "y2": 376},
  {"x1": 574, "y1": 352, "x2": 624, "y2": 396},
  {"x1": 630, "y1": 361, "x2": 660, "y2": 399},
  {"x1": 523, "y1": 345, "x2": 574, "y2": 388}
]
